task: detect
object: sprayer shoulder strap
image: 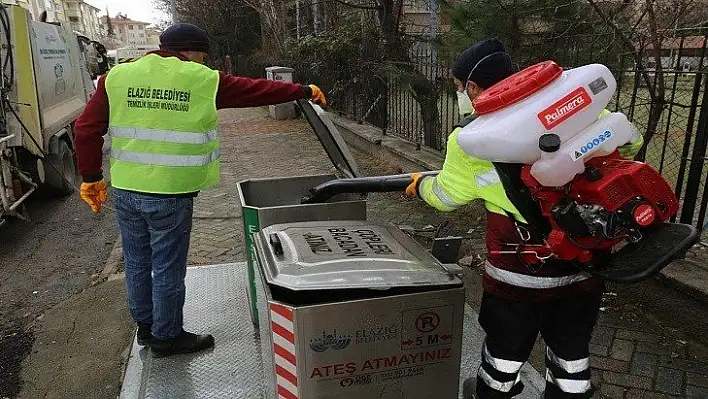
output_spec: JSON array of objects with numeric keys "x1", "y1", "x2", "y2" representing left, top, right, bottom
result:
[
  {"x1": 492, "y1": 162, "x2": 552, "y2": 239},
  {"x1": 455, "y1": 114, "x2": 478, "y2": 129}
]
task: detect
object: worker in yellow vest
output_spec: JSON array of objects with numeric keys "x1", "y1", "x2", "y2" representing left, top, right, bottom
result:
[
  {"x1": 405, "y1": 39, "x2": 643, "y2": 398},
  {"x1": 74, "y1": 23, "x2": 327, "y2": 358}
]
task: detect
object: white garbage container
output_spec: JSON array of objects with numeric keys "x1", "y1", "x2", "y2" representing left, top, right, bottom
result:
[{"x1": 266, "y1": 66, "x2": 297, "y2": 120}]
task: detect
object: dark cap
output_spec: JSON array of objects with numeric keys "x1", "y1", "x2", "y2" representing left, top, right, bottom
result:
[
  {"x1": 539, "y1": 134, "x2": 561, "y2": 153},
  {"x1": 159, "y1": 23, "x2": 210, "y2": 53},
  {"x1": 452, "y1": 38, "x2": 515, "y2": 89}
]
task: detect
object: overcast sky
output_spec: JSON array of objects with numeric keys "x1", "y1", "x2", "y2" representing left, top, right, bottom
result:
[{"x1": 86, "y1": 0, "x2": 169, "y2": 25}]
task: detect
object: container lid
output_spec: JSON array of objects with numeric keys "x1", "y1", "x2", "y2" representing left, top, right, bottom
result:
[
  {"x1": 297, "y1": 100, "x2": 361, "y2": 179},
  {"x1": 473, "y1": 61, "x2": 563, "y2": 115},
  {"x1": 265, "y1": 66, "x2": 294, "y2": 73},
  {"x1": 254, "y1": 220, "x2": 461, "y2": 291}
]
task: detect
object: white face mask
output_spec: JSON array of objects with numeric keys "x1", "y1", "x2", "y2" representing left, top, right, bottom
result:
[{"x1": 457, "y1": 90, "x2": 474, "y2": 117}]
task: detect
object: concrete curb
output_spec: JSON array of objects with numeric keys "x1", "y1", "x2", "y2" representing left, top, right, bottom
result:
[
  {"x1": 658, "y1": 256, "x2": 708, "y2": 304},
  {"x1": 330, "y1": 113, "x2": 708, "y2": 306},
  {"x1": 91, "y1": 235, "x2": 123, "y2": 286},
  {"x1": 331, "y1": 114, "x2": 442, "y2": 172}
]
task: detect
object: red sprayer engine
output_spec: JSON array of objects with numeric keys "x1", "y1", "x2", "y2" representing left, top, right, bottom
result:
[{"x1": 517, "y1": 151, "x2": 680, "y2": 266}]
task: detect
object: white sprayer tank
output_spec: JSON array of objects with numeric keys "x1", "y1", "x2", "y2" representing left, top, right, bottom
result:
[{"x1": 457, "y1": 61, "x2": 637, "y2": 187}]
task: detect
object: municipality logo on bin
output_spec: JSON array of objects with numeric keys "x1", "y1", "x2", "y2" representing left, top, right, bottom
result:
[{"x1": 309, "y1": 329, "x2": 351, "y2": 352}]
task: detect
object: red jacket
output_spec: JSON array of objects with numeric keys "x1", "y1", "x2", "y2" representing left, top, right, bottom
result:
[
  {"x1": 75, "y1": 50, "x2": 311, "y2": 182},
  {"x1": 485, "y1": 211, "x2": 604, "y2": 302}
]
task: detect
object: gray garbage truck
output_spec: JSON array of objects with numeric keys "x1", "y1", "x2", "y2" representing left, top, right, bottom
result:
[{"x1": 0, "y1": 4, "x2": 106, "y2": 224}]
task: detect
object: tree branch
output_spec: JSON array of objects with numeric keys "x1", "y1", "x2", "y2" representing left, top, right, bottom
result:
[
  {"x1": 585, "y1": 0, "x2": 657, "y2": 103},
  {"x1": 646, "y1": 0, "x2": 665, "y2": 100},
  {"x1": 327, "y1": 0, "x2": 380, "y2": 11}
]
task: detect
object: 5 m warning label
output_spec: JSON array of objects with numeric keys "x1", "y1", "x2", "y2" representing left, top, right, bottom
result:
[{"x1": 401, "y1": 306, "x2": 455, "y2": 351}]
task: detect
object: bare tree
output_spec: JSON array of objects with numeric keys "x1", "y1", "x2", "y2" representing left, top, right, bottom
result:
[
  {"x1": 322, "y1": 0, "x2": 441, "y2": 147},
  {"x1": 586, "y1": 0, "x2": 704, "y2": 159},
  {"x1": 156, "y1": 0, "x2": 262, "y2": 59}
]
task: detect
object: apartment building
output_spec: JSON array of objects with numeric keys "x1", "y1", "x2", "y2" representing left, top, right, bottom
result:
[
  {"x1": 2, "y1": 0, "x2": 67, "y2": 23},
  {"x1": 101, "y1": 15, "x2": 151, "y2": 45},
  {"x1": 63, "y1": 0, "x2": 101, "y2": 39}
]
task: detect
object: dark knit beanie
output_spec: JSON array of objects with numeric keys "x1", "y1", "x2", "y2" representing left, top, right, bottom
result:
[
  {"x1": 160, "y1": 23, "x2": 210, "y2": 53},
  {"x1": 452, "y1": 38, "x2": 515, "y2": 89}
]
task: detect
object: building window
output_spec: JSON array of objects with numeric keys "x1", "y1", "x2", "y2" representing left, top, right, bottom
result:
[
  {"x1": 119, "y1": 28, "x2": 123, "y2": 33},
  {"x1": 139, "y1": 33, "x2": 144, "y2": 38},
  {"x1": 69, "y1": 16, "x2": 79, "y2": 22},
  {"x1": 129, "y1": 25, "x2": 134, "y2": 30}
]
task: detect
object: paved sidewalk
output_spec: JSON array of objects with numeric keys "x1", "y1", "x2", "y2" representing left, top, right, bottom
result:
[
  {"x1": 188, "y1": 107, "x2": 708, "y2": 398},
  {"x1": 187, "y1": 107, "x2": 486, "y2": 267}
]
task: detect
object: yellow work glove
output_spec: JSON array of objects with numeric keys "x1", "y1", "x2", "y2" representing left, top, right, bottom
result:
[
  {"x1": 80, "y1": 179, "x2": 108, "y2": 213},
  {"x1": 405, "y1": 173, "x2": 423, "y2": 197},
  {"x1": 310, "y1": 84, "x2": 327, "y2": 106}
]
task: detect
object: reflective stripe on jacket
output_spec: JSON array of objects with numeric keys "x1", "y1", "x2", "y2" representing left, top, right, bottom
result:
[{"x1": 105, "y1": 54, "x2": 220, "y2": 194}]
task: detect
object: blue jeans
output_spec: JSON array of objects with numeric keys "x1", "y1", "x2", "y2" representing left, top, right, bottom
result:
[{"x1": 114, "y1": 188, "x2": 194, "y2": 339}]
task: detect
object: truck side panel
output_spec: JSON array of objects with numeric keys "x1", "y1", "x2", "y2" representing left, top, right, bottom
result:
[
  {"x1": 29, "y1": 20, "x2": 87, "y2": 142},
  {"x1": 8, "y1": 6, "x2": 42, "y2": 155}
]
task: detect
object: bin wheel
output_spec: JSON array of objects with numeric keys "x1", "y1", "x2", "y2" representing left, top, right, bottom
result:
[{"x1": 44, "y1": 140, "x2": 77, "y2": 197}]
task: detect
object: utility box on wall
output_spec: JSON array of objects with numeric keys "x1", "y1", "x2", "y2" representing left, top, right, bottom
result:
[{"x1": 265, "y1": 66, "x2": 297, "y2": 120}]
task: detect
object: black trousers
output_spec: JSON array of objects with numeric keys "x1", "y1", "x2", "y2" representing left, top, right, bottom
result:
[{"x1": 476, "y1": 290, "x2": 602, "y2": 398}]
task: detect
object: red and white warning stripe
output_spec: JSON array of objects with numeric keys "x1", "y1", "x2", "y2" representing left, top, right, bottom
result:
[{"x1": 270, "y1": 303, "x2": 299, "y2": 399}]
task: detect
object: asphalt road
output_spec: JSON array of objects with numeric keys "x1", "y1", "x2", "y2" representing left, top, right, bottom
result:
[{"x1": 0, "y1": 183, "x2": 119, "y2": 397}]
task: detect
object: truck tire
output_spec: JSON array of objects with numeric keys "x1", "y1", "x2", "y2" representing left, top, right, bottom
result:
[{"x1": 43, "y1": 139, "x2": 77, "y2": 196}]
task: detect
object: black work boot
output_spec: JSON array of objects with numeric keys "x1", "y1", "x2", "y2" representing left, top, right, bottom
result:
[
  {"x1": 137, "y1": 324, "x2": 153, "y2": 346},
  {"x1": 463, "y1": 378, "x2": 478, "y2": 399},
  {"x1": 151, "y1": 330, "x2": 215, "y2": 358}
]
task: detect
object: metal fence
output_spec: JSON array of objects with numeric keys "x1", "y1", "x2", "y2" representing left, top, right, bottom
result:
[{"x1": 306, "y1": 34, "x2": 708, "y2": 229}]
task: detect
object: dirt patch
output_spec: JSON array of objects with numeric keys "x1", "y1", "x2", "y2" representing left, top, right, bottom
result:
[
  {"x1": 0, "y1": 322, "x2": 34, "y2": 398},
  {"x1": 0, "y1": 166, "x2": 119, "y2": 397},
  {"x1": 20, "y1": 278, "x2": 132, "y2": 399}
]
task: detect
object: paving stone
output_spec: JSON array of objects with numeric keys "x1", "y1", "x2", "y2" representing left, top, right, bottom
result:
[
  {"x1": 625, "y1": 389, "x2": 678, "y2": 399},
  {"x1": 591, "y1": 326, "x2": 616, "y2": 346},
  {"x1": 592, "y1": 369, "x2": 604, "y2": 387},
  {"x1": 615, "y1": 329, "x2": 661, "y2": 343},
  {"x1": 597, "y1": 312, "x2": 623, "y2": 326},
  {"x1": 636, "y1": 341, "x2": 674, "y2": 357},
  {"x1": 590, "y1": 344, "x2": 610, "y2": 357},
  {"x1": 686, "y1": 384, "x2": 708, "y2": 398},
  {"x1": 611, "y1": 339, "x2": 636, "y2": 362},
  {"x1": 654, "y1": 367, "x2": 684, "y2": 396},
  {"x1": 659, "y1": 357, "x2": 708, "y2": 373},
  {"x1": 631, "y1": 352, "x2": 659, "y2": 379},
  {"x1": 686, "y1": 372, "x2": 708, "y2": 388},
  {"x1": 600, "y1": 383, "x2": 628, "y2": 398},
  {"x1": 602, "y1": 371, "x2": 653, "y2": 390},
  {"x1": 591, "y1": 357, "x2": 630, "y2": 373}
]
